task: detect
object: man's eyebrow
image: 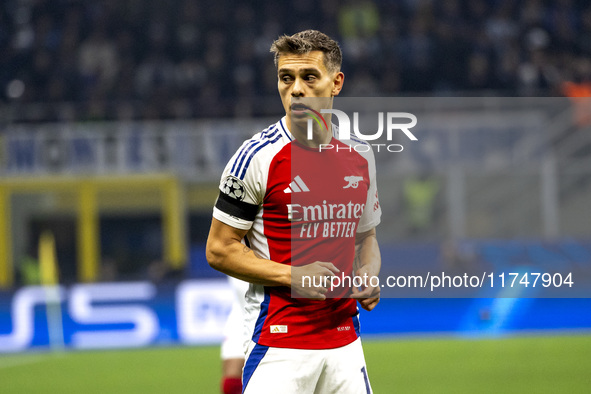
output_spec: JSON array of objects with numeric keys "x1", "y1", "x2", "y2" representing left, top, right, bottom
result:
[
  {"x1": 278, "y1": 67, "x2": 322, "y2": 74},
  {"x1": 300, "y1": 68, "x2": 321, "y2": 74}
]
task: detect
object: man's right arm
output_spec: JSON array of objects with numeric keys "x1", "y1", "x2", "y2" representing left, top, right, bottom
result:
[
  {"x1": 206, "y1": 217, "x2": 291, "y2": 287},
  {"x1": 206, "y1": 218, "x2": 339, "y2": 298}
]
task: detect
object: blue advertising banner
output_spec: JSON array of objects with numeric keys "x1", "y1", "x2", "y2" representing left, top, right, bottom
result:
[
  {"x1": 0, "y1": 279, "x2": 234, "y2": 353},
  {"x1": 2, "y1": 278, "x2": 591, "y2": 353}
]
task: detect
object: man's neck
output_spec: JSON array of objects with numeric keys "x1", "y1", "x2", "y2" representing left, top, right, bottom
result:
[{"x1": 286, "y1": 115, "x2": 333, "y2": 148}]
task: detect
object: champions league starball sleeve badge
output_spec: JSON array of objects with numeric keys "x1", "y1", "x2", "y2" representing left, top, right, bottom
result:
[{"x1": 223, "y1": 176, "x2": 247, "y2": 202}]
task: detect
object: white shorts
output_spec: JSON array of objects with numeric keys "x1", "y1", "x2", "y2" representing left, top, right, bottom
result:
[
  {"x1": 221, "y1": 277, "x2": 250, "y2": 360},
  {"x1": 242, "y1": 338, "x2": 373, "y2": 394}
]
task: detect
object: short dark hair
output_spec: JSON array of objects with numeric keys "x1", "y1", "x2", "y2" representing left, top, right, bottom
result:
[{"x1": 270, "y1": 30, "x2": 342, "y2": 73}]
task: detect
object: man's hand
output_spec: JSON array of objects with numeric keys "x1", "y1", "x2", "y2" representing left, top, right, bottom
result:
[
  {"x1": 350, "y1": 264, "x2": 380, "y2": 311},
  {"x1": 291, "y1": 261, "x2": 340, "y2": 300},
  {"x1": 352, "y1": 228, "x2": 381, "y2": 311}
]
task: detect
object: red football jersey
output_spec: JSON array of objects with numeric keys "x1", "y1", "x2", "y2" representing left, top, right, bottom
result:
[{"x1": 213, "y1": 117, "x2": 381, "y2": 349}]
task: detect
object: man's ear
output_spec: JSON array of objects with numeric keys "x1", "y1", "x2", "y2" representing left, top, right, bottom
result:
[{"x1": 332, "y1": 72, "x2": 345, "y2": 96}]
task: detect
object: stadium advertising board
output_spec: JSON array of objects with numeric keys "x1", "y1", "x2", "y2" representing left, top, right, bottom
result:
[
  {"x1": 3, "y1": 265, "x2": 591, "y2": 353},
  {"x1": 0, "y1": 279, "x2": 233, "y2": 353}
]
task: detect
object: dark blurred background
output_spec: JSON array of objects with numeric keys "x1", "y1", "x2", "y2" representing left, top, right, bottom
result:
[
  {"x1": 1, "y1": 0, "x2": 591, "y2": 123},
  {"x1": 1, "y1": 0, "x2": 591, "y2": 286}
]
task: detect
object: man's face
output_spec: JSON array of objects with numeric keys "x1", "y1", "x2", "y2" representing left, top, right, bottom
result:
[{"x1": 277, "y1": 51, "x2": 343, "y2": 127}]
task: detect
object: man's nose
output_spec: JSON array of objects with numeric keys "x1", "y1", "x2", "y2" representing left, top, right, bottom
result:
[{"x1": 291, "y1": 77, "x2": 305, "y2": 97}]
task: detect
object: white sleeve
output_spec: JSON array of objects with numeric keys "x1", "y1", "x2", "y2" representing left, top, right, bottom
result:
[
  {"x1": 212, "y1": 139, "x2": 266, "y2": 230},
  {"x1": 357, "y1": 145, "x2": 382, "y2": 233}
]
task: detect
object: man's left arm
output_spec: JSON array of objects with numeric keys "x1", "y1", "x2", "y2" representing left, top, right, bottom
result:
[{"x1": 351, "y1": 227, "x2": 381, "y2": 311}]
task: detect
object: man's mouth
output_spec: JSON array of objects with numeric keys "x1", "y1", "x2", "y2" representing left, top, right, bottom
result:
[{"x1": 291, "y1": 103, "x2": 310, "y2": 113}]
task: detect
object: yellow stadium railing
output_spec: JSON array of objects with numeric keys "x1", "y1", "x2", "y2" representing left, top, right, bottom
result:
[{"x1": 0, "y1": 174, "x2": 187, "y2": 288}]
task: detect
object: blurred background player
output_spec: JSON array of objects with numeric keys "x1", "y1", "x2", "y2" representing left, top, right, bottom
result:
[{"x1": 220, "y1": 277, "x2": 249, "y2": 394}]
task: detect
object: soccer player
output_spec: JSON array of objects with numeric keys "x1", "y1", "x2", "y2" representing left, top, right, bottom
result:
[
  {"x1": 220, "y1": 277, "x2": 248, "y2": 394},
  {"x1": 206, "y1": 30, "x2": 381, "y2": 393}
]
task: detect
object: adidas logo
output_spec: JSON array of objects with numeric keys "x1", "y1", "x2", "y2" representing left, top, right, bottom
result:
[
  {"x1": 270, "y1": 325, "x2": 288, "y2": 333},
  {"x1": 283, "y1": 176, "x2": 310, "y2": 193}
]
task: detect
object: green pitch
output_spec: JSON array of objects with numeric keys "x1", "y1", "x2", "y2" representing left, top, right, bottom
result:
[{"x1": 1, "y1": 335, "x2": 590, "y2": 393}]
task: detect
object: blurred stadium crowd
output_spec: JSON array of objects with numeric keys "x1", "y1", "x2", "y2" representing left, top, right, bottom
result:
[{"x1": 1, "y1": 0, "x2": 591, "y2": 122}]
